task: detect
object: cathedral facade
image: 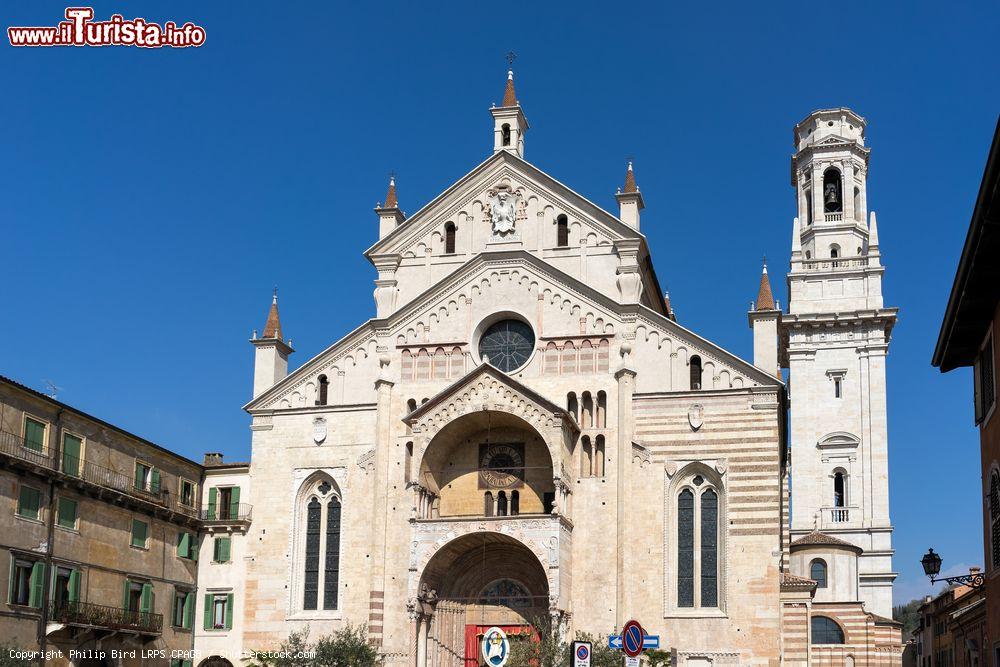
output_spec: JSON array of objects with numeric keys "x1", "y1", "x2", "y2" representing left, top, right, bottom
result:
[{"x1": 194, "y1": 74, "x2": 902, "y2": 666}]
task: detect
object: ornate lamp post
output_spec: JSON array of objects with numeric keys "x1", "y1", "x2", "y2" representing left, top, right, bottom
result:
[{"x1": 920, "y1": 548, "x2": 984, "y2": 588}]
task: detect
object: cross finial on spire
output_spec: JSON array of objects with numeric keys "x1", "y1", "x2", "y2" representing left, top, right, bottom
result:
[
  {"x1": 506, "y1": 51, "x2": 517, "y2": 68},
  {"x1": 273, "y1": 286, "x2": 278, "y2": 303}
]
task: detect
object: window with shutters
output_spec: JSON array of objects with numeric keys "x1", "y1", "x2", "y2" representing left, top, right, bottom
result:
[
  {"x1": 294, "y1": 473, "x2": 343, "y2": 614},
  {"x1": 974, "y1": 330, "x2": 996, "y2": 425},
  {"x1": 179, "y1": 479, "x2": 196, "y2": 507},
  {"x1": 9, "y1": 557, "x2": 43, "y2": 607},
  {"x1": 52, "y1": 565, "x2": 80, "y2": 609},
  {"x1": 134, "y1": 460, "x2": 159, "y2": 493},
  {"x1": 671, "y1": 466, "x2": 725, "y2": 612},
  {"x1": 62, "y1": 432, "x2": 83, "y2": 477},
  {"x1": 212, "y1": 593, "x2": 229, "y2": 629},
  {"x1": 16, "y1": 485, "x2": 42, "y2": 521},
  {"x1": 991, "y1": 470, "x2": 1000, "y2": 569},
  {"x1": 177, "y1": 531, "x2": 198, "y2": 561},
  {"x1": 213, "y1": 536, "x2": 231, "y2": 563},
  {"x1": 130, "y1": 518, "x2": 149, "y2": 549},
  {"x1": 172, "y1": 588, "x2": 194, "y2": 629},
  {"x1": 56, "y1": 497, "x2": 78, "y2": 530},
  {"x1": 22, "y1": 416, "x2": 47, "y2": 453}
]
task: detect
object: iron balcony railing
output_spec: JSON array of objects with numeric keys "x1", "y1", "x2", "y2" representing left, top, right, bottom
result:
[
  {"x1": 200, "y1": 502, "x2": 253, "y2": 522},
  {"x1": 0, "y1": 431, "x2": 200, "y2": 517},
  {"x1": 49, "y1": 600, "x2": 163, "y2": 635}
]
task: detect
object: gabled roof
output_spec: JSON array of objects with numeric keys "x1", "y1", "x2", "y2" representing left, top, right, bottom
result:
[
  {"x1": 790, "y1": 531, "x2": 863, "y2": 554},
  {"x1": 403, "y1": 362, "x2": 576, "y2": 430},
  {"x1": 244, "y1": 251, "x2": 782, "y2": 412},
  {"x1": 365, "y1": 150, "x2": 645, "y2": 258}
]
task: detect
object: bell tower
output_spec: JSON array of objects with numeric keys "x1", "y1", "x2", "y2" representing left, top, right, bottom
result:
[
  {"x1": 782, "y1": 108, "x2": 898, "y2": 618},
  {"x1": 491, "y1": 67, "x2": 528, "y2": 158}
]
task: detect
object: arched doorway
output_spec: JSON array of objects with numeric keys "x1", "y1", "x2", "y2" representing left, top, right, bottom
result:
[{"x1": 417, "y1": 532, "x2": 550, "y2": 667}]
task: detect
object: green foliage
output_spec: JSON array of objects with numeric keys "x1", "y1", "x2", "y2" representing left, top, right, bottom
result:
[
  {"x1": 645, "y1": 649, "x2": 673, "y2": 667},
  {"x1": 504, "y1": 616, "x2": 633, "y2": 667},
  {"x1": 893, "y1": 598, "x2": 924, "y2": 638},
  {"x1": 244, "y1": 625, "x2": 381, "y2": 667},
  {"x1": 0, "y1": 643, "x2": 31, "y2": 667}
]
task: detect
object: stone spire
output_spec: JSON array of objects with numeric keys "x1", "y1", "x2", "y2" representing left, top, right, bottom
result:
[
  {"x1": 616, "y1": 159, "x2": 645, "y2": 230},
  {"x1": 262, "y1": 288, "x2": 283, "y2": 340},
  {"x1": 376, "y1": 174, "x2": 405, "y2": 239},
  {"x1": 868, "y1": 210, "x2": 879, "y2": 247},
  {"x1": 502, "y1": 69, "x2": 518, "y2": 107},
  {"x1": 755, "y1": 260, "x2": 776, "y2": 311}
]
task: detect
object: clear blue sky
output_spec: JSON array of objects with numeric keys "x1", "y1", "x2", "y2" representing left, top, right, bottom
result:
[{"x1": 3, "y1": 1, "x2": 998, "y2": 605}]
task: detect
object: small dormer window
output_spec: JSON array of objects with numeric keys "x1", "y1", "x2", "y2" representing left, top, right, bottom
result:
[{"x1": 501, "y1": 124, "x2": 511, "y2": 147}]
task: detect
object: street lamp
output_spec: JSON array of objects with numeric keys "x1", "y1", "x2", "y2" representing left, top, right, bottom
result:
[{"x1": 920, "y1": 548, "x2": 984, "y2": 588}]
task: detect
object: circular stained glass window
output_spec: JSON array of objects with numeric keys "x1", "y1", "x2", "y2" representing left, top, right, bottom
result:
[{"x1": 478, "y1": 319, "x2": 535, "y2": 373}]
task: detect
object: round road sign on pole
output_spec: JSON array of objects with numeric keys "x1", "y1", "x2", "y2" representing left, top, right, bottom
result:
[{"x1": 621, "y1": 620, "x2": 644, "y2": 658}]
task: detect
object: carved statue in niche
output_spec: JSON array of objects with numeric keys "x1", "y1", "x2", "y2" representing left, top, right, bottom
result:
[{"x1": 487, "y1": 183, "x2": 520, "y2": 238}]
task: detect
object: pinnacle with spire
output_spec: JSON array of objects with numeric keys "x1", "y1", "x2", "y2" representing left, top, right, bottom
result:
[
  {"x1": 755, "y1": 259, "x2": 776, "y2": 311},
  {"x1": 502, "y1": 69, "x2": 518, "y2": 107},
  {"x1": 623, "y1": 160, "x2": 638, "y2": 193},
  {"x1": 262, "y1": 287, "x2": 284, "y2": 340},
  {"x1": 384, "y1": 175, "x2": 398, "y2": 209}
]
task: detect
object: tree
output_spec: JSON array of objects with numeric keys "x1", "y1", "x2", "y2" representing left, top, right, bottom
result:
[
  {"x1": 505, "y1": 616, "x2": 620, "y2": 667},
  {"x1": 244, "y1": 625, "x2": 381, "y2": 667},
  {"x1": 893, "y1": 598, "x2": 924, "y2": 638}
]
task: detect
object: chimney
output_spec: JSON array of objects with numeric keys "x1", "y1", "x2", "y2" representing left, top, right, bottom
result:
[{"x1": 203, "y1": 452, "x2": 224, "y2": 467}]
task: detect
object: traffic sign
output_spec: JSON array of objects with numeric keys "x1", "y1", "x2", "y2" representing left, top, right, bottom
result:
[
  {"x1": 572, "y1": 641, "x2": 592, "y2": 667},
  {"x1": 621, "y1": 620, "x2": 644, "y2": 658},
  {"x1": 625, "y1": 657, "x2": 640, "y2": 667}
]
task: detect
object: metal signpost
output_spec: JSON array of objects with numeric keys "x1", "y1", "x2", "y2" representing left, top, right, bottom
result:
[{"x1": 607, "y1": 619, "x2": 663, "y2": 666}]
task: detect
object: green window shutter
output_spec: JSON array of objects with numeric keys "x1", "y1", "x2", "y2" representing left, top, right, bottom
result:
[
  {"x1": 224, "y1": 593, "x2": 234, "y2": 630},
  {"x1": 69, "y1": 569, "x2": 81, "y2": 603},
  {"x1": 24, "y1": 419, "x2": 45, "y2": 452},
  {"x1": 140, "y1": 582, "x2": 153, "y2": 614},
  {"x1": 18, "y1": 486, "x2": 40, "y2": 519},
  {"x1": 131, "y1": 519, "x2": 147, "y2": 548},
  {"x1": 122, "y1": 578, "x2": 131, "y2": 609},
  {"x1": 29, "y1": 562, "x2": 45, "y2": 608},
  {"x1": 190, "y1": 535, "x2": 198, "y2": 562},
  {"x1": 207, "y1": 488, "x2": 217, "y2": 520},
  {"x1": 229, "y1": 486, "x2": 241, "y2": 517},
  {"x1": 220, "y1": 537, "x2": 231, "y2": 563},
  {"x1": 183, "y1": 661, "x2": 193, "y2": 667},
  {"x1": 183, "y1": 590, "x2": 194, "y2": 629},
  {"x1": 177, "y1": 532, "x2": 190, "y2": 559},
  {"x1": 57, "y1": 498, "x2": 77, "y2": 529},
  {"x1": 150, "y1": 468, "x2": 161, "y2": 494},
  {"x1": 134, "y1": 461, "x2": 144, "y2": 490},
  {"x1": 203, "y1": 594, "x2": 212, "y2": 630},
  {"x1": 62, "y1": 434, "x2": 81, "y2": 476},
  {"x1": 170, "y1": 660, "x2": 179, "y2": 667},
  {"x1": 213, "y1": 537, "x2": 220, "y2": 562},
  {"x1": 8, "y1": 561, "x2": 15, "y2": 604}
]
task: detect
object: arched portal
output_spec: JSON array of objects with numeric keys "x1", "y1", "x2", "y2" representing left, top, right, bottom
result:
[
  {"x1": 418, "y1": 411, "x2": 556, "y2": 519},
  {"x1": 416, "y1": 532, "x2": 550, "y2": 667}
]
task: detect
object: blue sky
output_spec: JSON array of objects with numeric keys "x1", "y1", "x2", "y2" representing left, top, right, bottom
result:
[{"x1": 3, "y1": 1, "x2": 998, "y2": 605}]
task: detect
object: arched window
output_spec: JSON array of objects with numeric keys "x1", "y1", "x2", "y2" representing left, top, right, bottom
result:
[
  {"x1": 811, "y1": 616, "x2": 845, "y2": 644},
  {"x1": 404, "y1": 442, "x2": 413, "y2": 483},
  {"x1": 823, "y1": 168, "x2": 843, "y2": 213},
  {"x1": 444, "y1": 222, "x2": 456, "y2": 254},
  {"x1": 562, "y1": 341, "x2": 577, "y2": 374},
  {"x1": 581, "y1": 436, "x2": 592, "y2": 478},
  {"x1": 449, "y1": 347, "x2": 464, "y2": 378},
  {"x1": 830, "y1": 244, "x2": 841, "y2": 259},
  {"x1": 556, "y1": 215, "x2": 569, "y2": 247},
  {"x1": 595, "y1": 435, "x2": 605, "y2": 477},
  {"x1": 690, "y1": 356, "x2": 703, "y2": 391},
  {"x1": 833, "y1": 471, "x2": 846, "y2": 507},
  {"x1": 579, "y1": 340, "x2": 595, "y2": 373},
  {"x1": 432, "y1": 347, "x2": 448, "y2": 380},
  {"x1": 805, "y1": 250, "x2": 812, "y2": 259},
  {"x1": 581, "y1": 392, "x2": 593, "y2": 428},
  {"x1": 510, "y1": 490, "x2": 519, "y2": 516},
  {"x1": 674, "y1": 469, "x2": 723, "y2": 610},
  {"x1": 545, "y1": 342, "x2": 560, "y2": 374},
  {"x1": 484, "y1": 492, "x2": 494, "y2": 517},
  {"x1": 497, "y1": 491, "x2": 508, "y2": 517},
  {"x1": 810, "y1": 559, "x2": 828, "y2": 588},
  {"x1": 567, "y1": 392, "x2": 578, "y2": 421},
  {"x1": 296, "y1": 476, "x2": 343, "y2": 612},
  {"x1": 401, "y1": 350, "x2": 413, "y2": 381},
  {"x1": 596, "y1": 391, "x2": 606, "y2": 428},
  {"x1": 990, "y1": 471, "x2": 1000, "y2": 568},
  {"x1": 853, "y1": 186, "x2": 862, "y2": 221},
  {"x1": 501, "y1": 124, "x2": 511, "y2": 147},
  {"x1": 806, "y1": 190, "x2": 814, "y2": 225},
  {"x1": 317, "y1": 375, "x2": 329, "y2": 406}
]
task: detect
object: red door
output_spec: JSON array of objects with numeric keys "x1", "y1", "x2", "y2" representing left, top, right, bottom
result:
[{"x1": 464, "y1": 625, "x2": 537, "y2": 667}]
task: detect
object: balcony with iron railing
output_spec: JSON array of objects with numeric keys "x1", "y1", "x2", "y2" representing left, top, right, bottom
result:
[
  {"x1": 49, "y1": 600, "x2": 162, "y2": 635},
  {"x1": 0, "y1": 430, "x2": 201, "y2": 521},
  {"x1": 200, "y1": 502, "x2": 253, "y2": 524}
]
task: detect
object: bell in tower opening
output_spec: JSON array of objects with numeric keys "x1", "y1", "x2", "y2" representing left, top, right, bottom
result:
[{"x1": 823, "y1": 168, "x2": 843, "y2": 212}]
